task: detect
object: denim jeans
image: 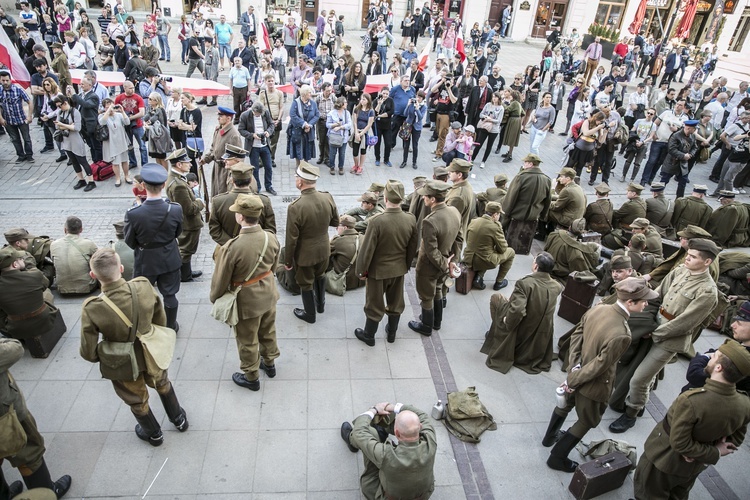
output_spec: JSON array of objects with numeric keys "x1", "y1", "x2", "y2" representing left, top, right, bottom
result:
[
  {"x1": 158, "y1": 34, "x2": 171, "y2": 60},
  {"x1": 250, "y1": 145, "x2": 274, "y2": 191},
  {"x1": 329, "y1": 143, "x2": 347, "y2": 170},
  {"x1": 640, "y1": 141, "x2": 669, "y2": 185},
  {"x1": 128, "y1": 126, "x2": 148, "y2": 167},
  {"x1": 7, "y1": 123, "x2": 33, "y2": 158},
  {"x1": 377, "y1": 45, "x2": 388, "y2": 73},
  {"x1": 180, "y1": 39, "x2": 190, "y2": 62},
  {"x1": 218, "y1": 43, "x2": 231, "y2": 61},
  {"x1": 529, "y1": 126, "x2": 547, "y2": 155}
]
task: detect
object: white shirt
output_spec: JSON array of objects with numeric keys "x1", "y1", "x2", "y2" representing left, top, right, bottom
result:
[
  {"x1": 64, "y1": 41, "x2": 88, "y2": 68},
  {"x1": 252, "y1": 114, "x2": 265, "y2": 148},
  {"x1": 704, "y1": 100, "x2": 726, "y2": 129},
  {"x1": 625, "y1": 91, "x2": 648, "y2": 118}
]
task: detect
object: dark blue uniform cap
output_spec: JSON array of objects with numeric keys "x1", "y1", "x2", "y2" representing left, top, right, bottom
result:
[
  {"x1": 141, "y1": 163, "x2": 168, "y2": 184},
  {"x1": 217, "y1": 106, "x2": 236, "y2": 116}
]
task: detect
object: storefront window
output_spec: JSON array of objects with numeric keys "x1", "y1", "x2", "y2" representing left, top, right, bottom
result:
[{"x1": 594, "y1": 0, "x2": 626, "y2": 30}]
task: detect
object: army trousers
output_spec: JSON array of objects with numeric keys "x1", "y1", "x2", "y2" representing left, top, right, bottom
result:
[
  {"x1": 633, "y1": 454, "x2": 695, "y2": 500},
  {"x1": 234, "y1": 307, "x2": 280, "y2": 381},
  {"x1": 554, "y1": 392, "x2": 607, "y2": 439},
  {"x1": 177, "y1": 228, "x2": 201, "y2": 262},
  {"x1": 3, "y1": 412, "x2": 46, "y2": 476},
  {"x1": 143, "y1": 269, "x2": 181, "y2": 309},
  {"x1": 415, "y1": 270, "x2": 447, "y2": 310},
  {"x1": 295, "y1": 260, "x2": 327, "y2": 291},
  {"x1": 364, "y1": 276, "x2": 406, "y2": 322},
  {"x1": 625, "y1": 341, "x2": 676, "y2": 411},
  {"x1": 472, "y1": 248, "x2": 516, "y2": 281},
  {"x1": 112, "y1": 369, "x2": 172, "y2": 417}
]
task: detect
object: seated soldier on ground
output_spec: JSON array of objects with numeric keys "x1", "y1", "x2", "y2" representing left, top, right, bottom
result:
[
  {"x1": 629, "y1": 217, "x2": 664, "y2": 258},
  {"x1": 50, "y1": 216, "x2": 99, "y2": 295},
  {"x1": 328, "y1": 215, "x2": 365, "y2": 292},
  {"x1": 3, "y1": 228, "x2": 55, "y2": 284},
  {"x1": 719, "y1": 251, "x2": 750, "y2": 296},
  {"x1": 584, "y1": 182, "x2": 613, "y2": 236},
  {"x1": 347, "y1": 192, "x2": 384, "y2": 234},
  {"x1": 462, "y1": 202, "x2": 515, "y2": 291},
  {"x1": 543, "y1": 218, "x2": 600, "y2": 284},
  {"x1": 475, "y1": 173, "x2": 509, "y2": 215}
]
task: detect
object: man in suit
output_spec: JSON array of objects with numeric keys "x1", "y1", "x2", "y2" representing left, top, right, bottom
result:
[
  {"x1": 463, "y1": 202, "x2": 515, "y2": 291},
  {"x1": 240, "y1": 4, "x2": 257, "y2": 44},
  {"x1": 408, "y1": 180, "x2": 462, "y2": 336},
  {"x1": 285, "y1": 162, "x2": 339, "y2": 324},
  {"x1": 355, "y1": 180, "x2": 418, "y2": 346},
  {"x1": 542, "y1": 277, "x2": 658, "y2": 472},
  {"x1": 466, "y1": 76, "x2": 492, "y2": 128},
  {"x1": 230, "y1": 39, "x2": 254, "y2": 70},
  {"x1": 123, "y1": 164, "x2": 183, "y2": 331},
  {"x1": 68, "y1": 76, "x2": 102, "y2": 162},
  {"x1": 81, "y1": 248, "x2": 188, "y2": 445},
  {"x1": 165, "y1": 149, "x2": 205, "y2": 283},
  {"x1": 211, "y1": 195, "x2": 280, "y2": 391}
]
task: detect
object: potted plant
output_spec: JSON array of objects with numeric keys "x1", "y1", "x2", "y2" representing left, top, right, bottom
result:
[{"x1": 582, "y1": 23, "x2": 619, "y2": 62}]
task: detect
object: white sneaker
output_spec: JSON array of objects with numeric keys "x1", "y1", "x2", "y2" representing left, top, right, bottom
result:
[
  {"x1": 432, "y1": 157, "x2": 439, "y2": 162},
  {"x1": 480, "y1": 162, "x2": 485, "y2": 169},
  {"x1": 732, "y1": 189, "x2": 740, "y2": 194},
  {"x1": 740, "y1": 189, "x2": 747, "y2": 194}
]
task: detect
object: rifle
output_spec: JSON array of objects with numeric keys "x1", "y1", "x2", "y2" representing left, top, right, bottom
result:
[{"x1": 198, "y1": 162, "x2": 210, "y2": 220}]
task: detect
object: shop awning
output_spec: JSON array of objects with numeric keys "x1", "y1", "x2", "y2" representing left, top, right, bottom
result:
[{"x1": 628, "y1": 0, "x2": 649, "y2": 34}]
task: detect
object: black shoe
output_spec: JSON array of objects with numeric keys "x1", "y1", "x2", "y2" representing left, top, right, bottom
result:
[
  {"x1": 135, "y1": 411, "x2": 164, "y2": 447},
  {"x1": 493, "y1": 279, "x2": 508, "y2": 290},
  {"x1": 588, "y1": 180, "x2": 595, "y2": 186},
  {"x1": 54, "y1": 475, "x2": 72, "y2": 498},
  {"x1": 609, "y1": 413, "x2": 637, "y2": 433},
  {"x1": 40, "y1": 146, "x2": 54, "y2": 153},
  {"x1": 267, "y1": 188, "x2": 278, "y2": 196},
  {"x1": 340, "y1": 422, "x2": 358, "y2": 452},
  {"x1": 558, "y1": 132, "x2": 567, "y2": 136},
  {"x1": 8, "y1": 481, "x2": 23, "y2": 497},
  {"x1": 206, "y1": 101, "x2": 218, "y2": 107},
  {"x1": 385, "y1": 315, "x2": 399, "y2": 343},
  {"x1": 232, "y1": 372, "x2": 260, "y2": 391},
  {"x1": 196, "y1": 99, "x2": 208, "y2": 105},
  {"x1": 25, "y1": 155, "x2": 34, "y2": 162},
  {"x1": 472, "y1": 275, "x2": 486, "y2": 290},
  {"x1": 542, "y1": 412, "x2": 567, "y2": 447},
  {"x1": 413, "y1": 164, "x2": 417, "y2": 169},
  {"x1": 429, "y1": 136, "x2": 437, "y2": 142},
  {"x1": 502, "y1": 155, "x2": 513, "y2": 163},
  {"x1": 260, "y1": 359, "x2": 276, "y2": 378},
  {"x1": 83, "y1": 181, "x2": 97, "y2": 192},
  {"x1": 73, "y1": 179, "x2": 87, "y2": 190},
  {"x1": 191, "y1": 270, "x2": 203, "y2": 278},
  {"x1": 546, "y1": 431, "x2": 581, "y2": 473},
  {"x1": 316, "y1": 157, "x2": 324, "y2": 164},
  {"x1": 400, "y1": 162, "x2": 407, "y2": 168},
  {"x1": 15, "y1": 157, "x2": 26, "y2": 163},
  {"x1": 355, "y1": 327, "x2": 376, "y2": 346}
]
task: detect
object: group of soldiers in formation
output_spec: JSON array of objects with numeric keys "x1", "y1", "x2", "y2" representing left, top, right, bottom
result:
[{"x1": 2, "y1": 127, "x2": 750, "y2": 497}]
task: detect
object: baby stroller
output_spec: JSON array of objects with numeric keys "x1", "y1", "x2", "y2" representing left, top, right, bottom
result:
[{"x1": 562, "y1": 60, "x2": 584, "y2": 82}]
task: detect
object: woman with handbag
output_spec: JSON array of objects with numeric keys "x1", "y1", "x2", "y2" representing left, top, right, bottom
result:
[
  {"x1": 400, "y1": 90, "x2": 426, "y2": 169},
  {"x1": 177, "y1": 92, "x2": 203, "y2": 175},
  {"x1": 99, "y1": 98, "x2": 133, "y2": 186},
  {"x1": 567, "y1": 111, "x2": 606, "y2": 177},
  {"x1": 350, "y1": 93, "x2": 375, "y2": 175},
  {"x1": 326, "y1": 96, "x2": 352, "y2": 175},
  {"x1": 144, "y1": 93, "x2": 172, "y2": 169},
  {"x1": 472, "y1": 91, "x2": 504, "y2": 168},
  {"x1": 499, "y1": 89, "x2": 524, "y2": 163},
  {"x1": 166, "y1": 88, "x2": 184, "y2": 149},
  {"x1": 53, "y1": 95, "x2": 96, "y2": 191}
]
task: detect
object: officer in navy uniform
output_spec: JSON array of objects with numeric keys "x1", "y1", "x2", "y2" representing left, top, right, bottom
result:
[{"x1": 123, "y1": 164, "x2": 184, "y2": 332}]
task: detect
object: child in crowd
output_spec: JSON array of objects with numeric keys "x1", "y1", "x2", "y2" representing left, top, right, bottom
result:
[
  {"x1": 186, "y1": 172, "x2": 200, "y2": 198},
  {"x1": 132, "y1": 174, "x2": 147, "y2": 205},
  {"x1": 456, "y1": 126, "x2": 476, "y2": 159}
]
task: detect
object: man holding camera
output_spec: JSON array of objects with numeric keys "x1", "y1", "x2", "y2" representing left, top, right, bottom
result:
[
  {"x1": 430, "y1": 69, "x2": 457, "y2": 160},
  {"x1": 390, "y1": 75, "x2": 416, "y2": 148},
  {"x1": 639, "y1": 98, "x2": 690, "y2": 186},
  {"x1": 138, "y1": 68, "x2": 168, "y2": 107}
]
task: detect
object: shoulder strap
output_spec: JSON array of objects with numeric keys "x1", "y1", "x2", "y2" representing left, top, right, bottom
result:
[
  {"x1": 98, "y1": 282, "x2": 138, "y2": 341},
  {"x1": 66, "y1": 236, "x2": 92, "y2": 262},
  {"x1": 239, "y1": 231, "x2": 270, "y2": 285},
  {"x1": 344, "y1": 235, "x2": 361, "y2": 274}
]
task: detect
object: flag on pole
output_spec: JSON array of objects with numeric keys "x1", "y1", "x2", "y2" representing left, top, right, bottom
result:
[
  {"x1": 456, "y1": 26, "x2": 466, "y2": 63},
  {"x1": 417, "y1": 42, "x2": 431, "y2": 72},
  {"x1": 259, "y1": 21, "x2": 271, "y2": 53},
  {"x1": 0, "y1": 25, "x2": 31, "y2": 87}
]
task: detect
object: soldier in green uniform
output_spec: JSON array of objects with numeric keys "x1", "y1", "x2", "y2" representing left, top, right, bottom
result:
[
  {"x1": 340, "y1": 401, "x2": 437, "y2": 500},
  {"x1": 545, "y1": 167, "x2": 587, "y2": 234},
  {"x1": 402, "y1": 176, "x2": 426, "y2": 212},
  {"x1": 463, "y1": 202, "x2": 515, "y2": 291},
  {"x1": 602, "y1": 183, "x2": 647, "y2": 250},
  {"x1": 481, "y1": 252, "x2": 563, "y2": 374},
  {"x1": 3, "y1": 228, "x2": 55, "y2": 284},
  {"x1": 165, "y1": 149, "x2": 206, "y2": 283},
  {"x1": 285, "y1": 162, "x2": 340, "y2": 324},
  {"x1": 670, "y1": 185, "x2": 712, "y2": 236},
  {"x1": 347, "y1": 192, "x2": 384, "y2": 234},
  {"x1": 368, "y1": 181, "x2": 386, "y2": 209},
  {"x1": 475, "y1": 173, "x2": 508, "y2": 216},
  {"x1": 408, "y1": 180, "x2": 462, "y2": 336},
  {"x1": 584, "y1": 182, "x2": 613, "y2": 235},
  {"x1": 50, "y1": 216, "x2": 98, "y2": 295},
  {"x1": 718, "y1": 251, "x2": 750, "y2": 295},
  {"x1": 706, "y1": 190, "x2": 749, "y2": 248},
  {"x1": 445, "y1": 158, "x2": 476, "y2": 239},
  {"x1": 543, "y1": 218, "x2": 600, "y2": 283},
  {"x1": 644, "y1": 225, "x2": 719, "y2": 286},
  {"x1": 645, "y1": 183, "x2": 674, "y2": 238},
  {"x1": 108, "y1": 222, "x2": 134, "y2": 281},
  {"x1": 81, "y1": 249, "x2": 188, "y2": 445},
  {"x1": 355, "y1": 181, "x2": 418, "y2": 346},
  {"x1": 210, "y1": 195, "x2": 280, "y2": 391},
  {"x1": 0, "y1": 337, "x2": 71, "y2": 498},
  {"x1": 610, "y1": 238, "x2": 719, "y2": 434},
  {"x1": 634, "y1": 340, "x2": 750, "y2": 499},
  {"x1": 543, "y1": 277, "x2": 658, "y2": 472},
  {"x1": 328, "y1": 215, "x2": 364, "y2": 293},
  {"x1": 630, "y1": 218, "x2": 664, "y2": 258},
  {"x1": 501, "y1": 154, "x2": 552, "y2": 254}
]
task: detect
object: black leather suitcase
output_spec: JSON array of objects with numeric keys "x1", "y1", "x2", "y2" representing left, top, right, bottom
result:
[
  {"x1": 558, "y1": 274, "x2": 599, "y2": 324},
  {"x1": 662, "y1": 239, "x2": 681, "y2": 258},
  {"x1": 580, "y1": 231, "x2": 602, "y2": 245},
  {"x1": 568, "y1": 452, "x2": 632, "y2": 499},
  {"x1": 506, "y1": 219, "x2": 537, "y2": 255},
  {"x1": 455, "y1": 265, "x2": 475, "y2": 295},
  {"x1": 26, "y1": 311, "x2": 67, "y2": 359}
]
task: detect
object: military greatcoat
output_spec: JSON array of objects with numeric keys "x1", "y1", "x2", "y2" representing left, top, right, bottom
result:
[
  {"x1": 670, "y1": 195, "x2": 712, "y2": 235},
  {"x1": 0, "y1": 268, "x2": 58, "y2": 340},
  {"x1": 646, "y1": 195, "x2": 674, "y2": 237},
  {"x1": 706, "y1": 201, "x2": 749, "y2": 248},
  {"x1": 612, "y1": 197, "x2": 647, "y2": 229},
  {"x1": 548, "y1": 182, "x2": 586, "y2": 228},
  {"x1": 446, "y1": 178, "x2": 476, "y2": 238},
  {"x1": 543, "y1": 231, "x2": 599, "y2": 282},
  {"x1": 209, "y1": 187, "x2": 276, "y2": 248},
  {"x1": 501, "y1": 167, "x2": 552, "y2": 223},
  {"x1": 462, "y1": 215, "x2": 515, "y2": 279},
  {"x1": 203, "y1": 123, "x2": 243, "y2": 198},
  {"x1": 584, "y1": 198, "x2": 614, "y2": 235},
  {"x1": 415, "y1": 203, "x2": 462, "y2": 309}
]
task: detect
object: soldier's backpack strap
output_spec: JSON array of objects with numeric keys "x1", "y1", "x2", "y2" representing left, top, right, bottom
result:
[{"x1": 142, "y1": 203, "x2": 173, "y2": 249}]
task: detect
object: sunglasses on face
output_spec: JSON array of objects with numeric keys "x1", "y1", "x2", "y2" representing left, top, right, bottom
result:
[{"x1": 646, "y1": 112, "x2": 655, "y2": 115}]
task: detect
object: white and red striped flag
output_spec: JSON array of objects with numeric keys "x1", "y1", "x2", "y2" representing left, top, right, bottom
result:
[
  {"x1": 417, "y1": 41, "x2": 430, "y2": 72},
  {"x1": 0, "y1": 25, "x2": 31, "y2": 87},
  {"x1": 258, "y1": 21, "x2": 271, "y2": 53},
  {"x1": 456, "y1": 25, "x2": 466, "y2": 63}
]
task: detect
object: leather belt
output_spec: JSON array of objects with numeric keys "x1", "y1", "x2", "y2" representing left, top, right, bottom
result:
[
  {"x1": 662, "y1": 419, "x2": 671, "y2": 436},
  {"x1": 659, "y1": 307, "x2": 676, "y2": 321},
  {"x1": 8, "y1": 303, "x2": 47, "y2": 321},
  {"x1": 232, "y1": 270, "x2": 272, "y2": 288}
]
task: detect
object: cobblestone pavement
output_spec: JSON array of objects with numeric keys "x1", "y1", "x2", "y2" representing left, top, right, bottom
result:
[{"x1": 1, "y1": 25, "x2": 748, "y2": 499}]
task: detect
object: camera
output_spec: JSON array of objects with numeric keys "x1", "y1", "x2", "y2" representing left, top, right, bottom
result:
[{"x1": 160, "y1": 75, "x2": 173, "y2": 82}]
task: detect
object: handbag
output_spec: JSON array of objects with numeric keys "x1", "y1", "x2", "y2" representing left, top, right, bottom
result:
[
  {"x1": 328, "y1": 110, "x2": 348, "y2": 147},
  {"x1": 477, "y1": 118, "x2": 493, "y2": 132},
  {"x1": 95, "y1": 122, "x2": 110, "y2": 141},
  {"x1": 398, "y1": 121, "x2": 412, "y2": 141},
  {"x1": 325, "y1": 236, "x2": 359, "y2": 296},
  {"x1": 211, "y1": 232, "x2": 269, "y2": 326},
  {"x1": 575, "y1": 136, "x2": 596, "y2": 152},
  {"x1": 96, "y1": 285, "x2": 139, "y2": 381},
  {"x1": 186, "y1": 135, "x2": 204, "y2": 158},
  {"x1": 0, "y1": 404, "x2": 27, "y2": 457},
  {"x1": 698, "y1": 146, "x2": 710, "y2": 162},
  {"x1": 366, "y1": 121, "x2": 379, "y2": 146}
]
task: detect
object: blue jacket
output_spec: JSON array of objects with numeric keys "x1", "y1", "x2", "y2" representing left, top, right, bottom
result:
[
  {"x1": 390, "y1": 85, "x2": 417, "y2": 116},
  {"x1": 405, "y1": 101, "x2": 425, "y2": 131}
]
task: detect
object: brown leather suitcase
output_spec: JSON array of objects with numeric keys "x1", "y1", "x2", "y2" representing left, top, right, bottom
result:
[
  {"x1": 568, "y1": 452, "x2": 632, "y2": 499},
  {"x1": 455, "y1": 265, "x2": 475, "y2": 295},
  {"x1": 506, "y1": 219, "x2": 537, "y2": 255},
  {"x1": 26, "y1": 311, "x2": 67, "y2": 359},
  {"x1": 558, "y1": 274, "x2": 599, "y2": 324}
]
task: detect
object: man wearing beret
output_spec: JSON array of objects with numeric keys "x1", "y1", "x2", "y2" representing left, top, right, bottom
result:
[
  {"x1": 611, "y1": 238, "x2": 719, "y2": 433},
  {"x1": 328, "y1": 215, "x2": 364, "y2": 293},
  {"x1": 645, "y1": 183, "x2": 674, "y2": 238},
  {"x1": 408, "y1": 180, "x2": 462, "y2": 336},
  {"x1": 501, "y1": 154, "x2": 552, "y2": 255},
  {"x1": 124, "y1": 164, "x2": 184, "y2": 331},
  {"x1": 544, "y1": 277, "x2": 658, "y2": 472},
  {"x1": 463, "y1": 202, "x2": 515, "y2": 291},
  {"x1": 445, "y1": 158, "x2": 476, "y2": 240},
  {"x1": 166, "y1": 149, "x2": 205, "y2": 283},
  {"x1": 543, "y1": 218, "x2": 599, "y2": 283},
  {"x1": 644, "y1": 225, "x2": 719, "y2": 286},
  {"x1": 475, "y1": 173, "x2": 508, "y2": 215},
  {"x1": 200, "y1": 106, "x2": 243, "y2": 198},
  {"x1": 347, "y1": 192, "x2": 384, "y2": 234},
  {"x1": 3, "y1": 228, "x2": 55, "y2": 284},
  {"x1": 211, "y1": 194, "x2": 280, "y2": 391},
  {"x1": 658, "y1": 120, "x2": 698, "y2": 199},
  {"x1": 634, "y1": 339, "x2": 750, "y2": 499},
  {"x1": 706, "y1": 191, "x2": 749, "y2": 248},
  {"x1": 671, "y1": 185, "x2": 712, "y2": 235},
  {"x1": 584, "y1": 183, "x2": 613, "y2": 235},
  {"x1": 355, "y1": 181, "x2": 418, "y2": 345},
  {"x1": 544, "y1": 167, "x2": 586, "y2": 237},
  {"x1": 286, "y1": 162, "x2": 340, "y2": 324}
]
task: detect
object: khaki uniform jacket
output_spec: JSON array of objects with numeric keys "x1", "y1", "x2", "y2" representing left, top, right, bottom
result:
[
  {"x1": 0, "y1": 269, "x2": 57, "y2": 340},
  {"x1": 707, "y1": 202, "x2": 749, "y2": 248},
  {"x1": 654, "y1": 266, "x2": 718, "y2": 353},
  {"x1": 544, "y1": 231, "x2": 599, "y2": 281},
  {"x1": 210, "y1": 225, "x2": 280, "y2": 318},
  {"x1": 110, "y1": 239, "x2": 135, "y2": 281},
  {"x1": 671, "y1": 195, "x2": 712, "y2": 234},
  {"x1": 584, "y1": 199, "x2": 614, "y2": 235},
  {"x1": 285, "y1": 187, "x2": 339, "y2": 268},
  {"x1": 624, "y1": 248, "x2": 661, "y2": 276},
  {"x1": 463, "y1": 215, "x2": 510, "y2": 271},
  {"x1": 351, "y1": 404, "x2": 437, "y2": 500},
  {"x1": 209, "y1": 187, "x2": 276, "y2": 246},
  {"x1": 50, "y1": 234, "x2": 98, "y2": 294},
  {"x1": 718, "y1": 251, "x2": 750, "y2": 275},
  {"x1": 646, "y1": 195, "x2": 674, "y2": 236},
  {"x1": 357, "y1": 207, "x2": 418, "y2": 280},
  {"x1": 612, "y1": 197, "x2": 647, "y2": 229},
  {"x1": 549, "y1": 182, "x2": 586, "y2": 228},
  {"x1": 80, "y1": 277, "x2": 166, "y2": 374},
  {"x1": 167, "y1": 170, "x2": 205, "y2": 231},
  {"x1": 476, "y1": 187, "x2": 507, "y2": 215},
  {"x1": 643, "y1": 226, "x2": 664, "y2": 258},
  {"x1": 203, "y1": 123, "x2": 243, "y2": 198},
  {"x1": 329, "y1": 229, "x2": 363, "y2": 290},
  {"x1": 502, "y1": 167, "x2": 552, "y2": 222},
  {"x1": 567, "y1": 304, "x2": 632, "y2": 402},
  {"x1": 415, "y1": 203, "x2": 462, "y2": 280},
  {"x1": 51, "y1": 53, "x2": 71, "y2": 87},
  {"x1": 643, "y1": 379, "x2": 750, "y2": 478},
  {"x1": 648, "y1": 247, "x2": 720, "y2": 285},
  {"x1": 347, "y1": 205, "x2": 385, "y2": 234},
  {"x1": 0, "y1": 338, "x2": 30, "y2": 422},
  {"x1": 446, "y1": 179, "x2": 475, "y2": 238}
]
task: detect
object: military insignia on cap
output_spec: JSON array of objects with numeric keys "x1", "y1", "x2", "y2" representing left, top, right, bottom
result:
[
  {"x1": 222, "y1": 144, "x2": 248, "y2": 160},
  {"x1": 166, "y1": 148, "x2": 190, "y2": 164}
]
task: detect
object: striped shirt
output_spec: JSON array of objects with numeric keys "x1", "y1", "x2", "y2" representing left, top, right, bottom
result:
[{"x1": 0, "y1": 84, "x2": 30, "y2": 125}]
